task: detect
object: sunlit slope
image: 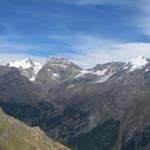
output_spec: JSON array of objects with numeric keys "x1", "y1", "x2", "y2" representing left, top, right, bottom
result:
[{"x1": 0, "y1": 108, "x2": 71, "y2": 150}]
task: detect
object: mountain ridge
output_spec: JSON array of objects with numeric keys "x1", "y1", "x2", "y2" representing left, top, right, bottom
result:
[
  {"x1": 1, "y1": 56, "x2": 150, "y2": 150},
  {"x1": 6, "y1": 56, "x2": 150, "y2": 84}
]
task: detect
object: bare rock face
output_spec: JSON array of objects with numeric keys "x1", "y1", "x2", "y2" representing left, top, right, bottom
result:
[
  {"x1": 34, "y1": 57, "x2": 82, "y2": 96},
  {"x1": 0, "y1": 66, "x2": 42, "y2": 103},
  {"x1": 36, "y1": 57, "x2": 81, "y2": 83},
  {"x1": 1, "y1": 56, "x2": 150, "y2": 150}
]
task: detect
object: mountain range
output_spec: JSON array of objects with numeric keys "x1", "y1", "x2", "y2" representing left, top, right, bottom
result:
[{"x1": 1, "y1": 56, "x2": 150, "y2": 150}]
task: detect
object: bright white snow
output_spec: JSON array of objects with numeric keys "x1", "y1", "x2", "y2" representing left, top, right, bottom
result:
[
  {"x1": 75, "y1": 70, "x2": 91, "y2": 78},
  {"x1": 95, "y1": 75, "x2": 112, "y2": 83},
  {"x1": 75, "y1": 69, "x2": 108, "y2": 78},
  {"x1": 52, "y1": 73, "x2": 60, "y2": 79},
  {"x1": 128, "y1": 56, "x2": 148, "y2": 72},
  {"x1": 52, "y1": 73, "x2": 59, "y2": 77},
  {"x1": 94, "y1": 69, "x2": 108, "y2": 76},
  {"x1": 145, "y1": 68, "x2": 149, "y2": 72},
  {"x1": 33, "y1": 62, "x2": 43, "y2": 74},
  {"x1": 8, "y1": 59, "x2": 32, "y2": 69},
  {"x1": 30, "y1": 76, "x2": 36, "y2": 81},
  {"x1": 8, "y1": 59, "x2": 43, "y2": 81}
]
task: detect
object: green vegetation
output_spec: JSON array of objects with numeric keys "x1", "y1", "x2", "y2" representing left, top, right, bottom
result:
[{"x1": 0, "y1": 108, "x2": 71, "y2": 150}]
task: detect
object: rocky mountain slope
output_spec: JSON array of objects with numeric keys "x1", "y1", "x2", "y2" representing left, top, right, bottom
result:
[
  {"x1": 0, "y1": 66, "x2": 42, "y2": 103},
  {"x1": 0, "y1": 107, "x2": 71, "y2": 150},
  {"x1": 1, "y1": 56, "x2": 150, "y2": 150}
]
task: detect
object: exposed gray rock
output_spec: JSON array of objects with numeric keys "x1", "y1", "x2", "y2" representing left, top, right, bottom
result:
[{"x1": 1, "y1": 56, "x2": 150, "y2": 150}]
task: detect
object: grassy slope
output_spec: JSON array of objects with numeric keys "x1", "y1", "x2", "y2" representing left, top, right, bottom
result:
[{"x1": 0, "y1": 108, "x2": 71, "y2": 150}]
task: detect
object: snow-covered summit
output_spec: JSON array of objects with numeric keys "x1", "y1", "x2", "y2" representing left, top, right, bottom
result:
[
  {"x1": 8, "y1": 59, "x2": 43, "y2": 81},
  {"x1": 8, "y1": 59, "x2": 33, "y2": 69},
  {"x1": 6, "y1": 56, "x2": 150, "y2": 83},
  {"x1": 75, "y1": 62, "x2": 124, "y2": 84},
  {"x1": 125, "y1": 56, "x2": 149, "y2": 72}
]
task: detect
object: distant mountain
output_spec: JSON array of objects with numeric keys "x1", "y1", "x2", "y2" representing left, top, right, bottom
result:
[
  {"x1": 6, "y1": 57, "x2": 126, "y2": 85},
  {"x1": 7, "y1": 56, "x2": 150, "y2": 83},
  {"x1": 0, "y1": 66, "x2": 42, "y2": 103},
  {"x1": 36, "y1": 57, "x2": 81, "y2": 83},
  {"x1": 0, "y1": 107, "x2": 71, "y2": 150},
  {"x1": 1, "y1": 56, "x2": 150, "y2": 150},
  {"x1": 125, "y1": 56, "x2": 150, "y2": 72},
  {"x1": 8, "y1": 59, "x2": 43, "y2": 81}
]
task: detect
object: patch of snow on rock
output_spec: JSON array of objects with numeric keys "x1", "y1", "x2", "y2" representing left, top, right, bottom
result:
[
  {"x1": 8, "y1": 59, "x2": 43, "y2": 81},
  {"x1": 30, "y1": 76, "x2": 36, "y2": 81},
  {"x1": 94, "y1": 69, "x2": 108, "y2": 76},
  {"x1": 75, "y1": 70, "x2": 91, "y2": 78},
  {"x1": 128, "y1": 56, "x2": 148, "y2": 72},
  {"x1": 75, "y1": 69, "x2": 108, "y2": 78},
  {"x1": 8, "y1": 59, "x2": 32, "y2": 69},
  {"x1": 33, "y1": 62, "x2": 43, "y2": 75},
  {"x1": 145, "y1": 68, "x2": 149, "y2": 72},
  {"x1": 52, "y1": 73, "x2": 60, "y2": 79},
  {"x1": 94, "y1": 74, "x2": 113, "y2": 84}
]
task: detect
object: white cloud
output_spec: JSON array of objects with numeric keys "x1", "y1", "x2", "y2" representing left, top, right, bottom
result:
[
  {"x1": 62, "y1": 35, "x2": 150, "y2": 68},
  {"x1": 70, "y1": 42, "x2": 150, "y2": 68},
  {"x1": 70, "y1": 34, "x2": 115, "y2": 52},
  {"x1": 1, "y1": 33, "x2": 150, "y2": 69},
  {"x1": 1, "y1": 40, "x2": 150, "y2": 69}
]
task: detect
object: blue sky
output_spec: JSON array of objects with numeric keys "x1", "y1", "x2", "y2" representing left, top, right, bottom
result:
[{"x1": 0, "y1": 0, "x2": 150, "y2": 67}]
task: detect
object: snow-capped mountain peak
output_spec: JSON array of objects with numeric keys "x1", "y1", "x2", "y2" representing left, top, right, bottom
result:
[
  {"x1": 8, "y1": 59, "x2": 43, "y2": 81},
  {"x1": 75, "y1": 62, "x2": 124, "y2": 84},
  {"x1": 126, "y1": 56, "x2": 149, "y2": 72},
  {"x1": 8, "y1": 59, "x2": 33, "y2": 69},
  {"x1": 35, "y1": 57, "x2": 82, "y2": 83},
  {"x1": 6, "y1": 56, "x2": 150, "y2": 83}
]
